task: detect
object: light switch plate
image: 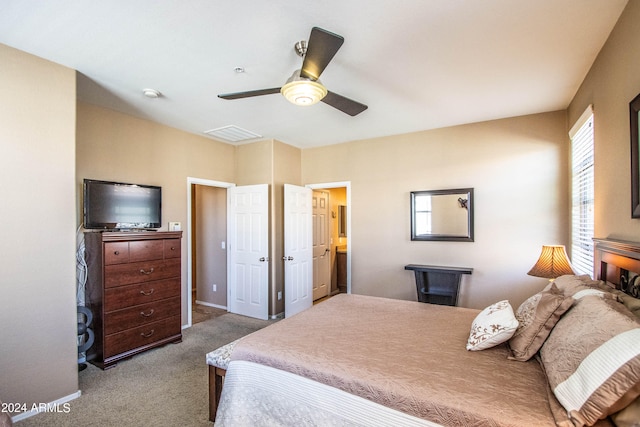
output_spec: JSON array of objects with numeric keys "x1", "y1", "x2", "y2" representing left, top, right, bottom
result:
[{"x1": 169, "y1": 221, "x2": 181, "y2": 231}]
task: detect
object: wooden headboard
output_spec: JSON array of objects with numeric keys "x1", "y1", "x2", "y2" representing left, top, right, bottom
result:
[{"x1": 594, "y1": 238, "x2": 640, "y2": 296}]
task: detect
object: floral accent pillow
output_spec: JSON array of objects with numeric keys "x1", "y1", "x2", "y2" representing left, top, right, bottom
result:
[{"x1": 467, "y1": 300, "x2": 519, "y2": 351}]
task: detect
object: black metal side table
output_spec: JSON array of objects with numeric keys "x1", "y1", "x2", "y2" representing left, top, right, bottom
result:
[{"x1": 404, "y1": 264, "x2": 473, "y2": 306}]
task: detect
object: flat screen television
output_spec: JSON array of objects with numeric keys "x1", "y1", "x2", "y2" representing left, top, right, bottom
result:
[{"x1": 83, "y1": 179, "x2": 162, "y2": 230}]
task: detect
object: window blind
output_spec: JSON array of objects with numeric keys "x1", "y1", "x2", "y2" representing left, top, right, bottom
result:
[{"x1": 570, "y1": 107, "x2": 594, "y2": 276}]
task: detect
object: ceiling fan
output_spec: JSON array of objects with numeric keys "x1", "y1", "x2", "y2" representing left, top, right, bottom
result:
[{"x1": 218, "y1": 27, "x2": 368, "y2": 117}]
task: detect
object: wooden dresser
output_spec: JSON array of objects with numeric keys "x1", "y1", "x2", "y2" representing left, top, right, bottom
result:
[{"x1": 84, "y1": 231, "x2": 182, "y2": 369}]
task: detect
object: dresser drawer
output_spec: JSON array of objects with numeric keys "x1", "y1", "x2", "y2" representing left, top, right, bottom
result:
[
  {"x1": 104, "y1": 258, "x2": 181, "y2": 288},
  {"x1": 103, "y1": 315, "x2": 181, "y2": 358},
  {"x1": 164, "y1": 238, "x2": 180, "y2": 259},
  {"x1": 104, "y1": 296, "x2": 181, "y2": 335},
  {"x1": 104, "y1": 278, "x2": 180, "y2": 310},
  {"x1": 129, "y1": 239, "x2": 164, "y2": 262},
  {"x1": 104, "y1": 242, "x2": 129, "y2": 265}
]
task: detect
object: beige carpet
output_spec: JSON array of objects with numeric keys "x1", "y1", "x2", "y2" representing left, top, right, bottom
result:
[
  {"x1": 192, "y1": 304, "x2": 227, "y2": 325},
  {"x1": 16, "y1": 313, "x2": 275, "y2": 427}
]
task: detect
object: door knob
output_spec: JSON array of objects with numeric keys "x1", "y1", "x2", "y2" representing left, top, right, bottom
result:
[
  {"x1": 259, "y1": 257, "x2": 269, "y2": 262},
  {"x1": 282, "y1": 256, "x2": 294, "y2": 261}
]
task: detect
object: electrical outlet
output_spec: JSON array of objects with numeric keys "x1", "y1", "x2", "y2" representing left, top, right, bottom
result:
[
  {"x1": 277, "y1": 291, "x2": 282, "y2": 300},
  {"x1": 221, "y1": 241, "x2": 225, "y2": 249},
  {"x1": 212, "y1": 284, "x2": 217, "y2": 292}
]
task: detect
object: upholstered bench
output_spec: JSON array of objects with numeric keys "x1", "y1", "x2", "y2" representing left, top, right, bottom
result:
[{"x1": 206, "y1": 338, "x2": 241, "y2": 422}]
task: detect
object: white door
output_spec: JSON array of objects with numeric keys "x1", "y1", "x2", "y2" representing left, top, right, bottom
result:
[
  {"x1": 227, "y1": 184, "x2": 269, "y2": 320},
  {"x1": 312, "y1": 190, "x2": 330, "y2": 300},
  {"x1": 284, "y1": 184, "x2": 313, "y2": 317}
]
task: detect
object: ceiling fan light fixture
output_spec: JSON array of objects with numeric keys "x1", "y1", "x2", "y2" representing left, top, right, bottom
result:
[{"x1": 280, "y1": 70, "x2": 327, "y2": 106}]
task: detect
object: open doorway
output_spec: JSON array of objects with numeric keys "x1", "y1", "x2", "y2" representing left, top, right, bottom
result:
[
  {"x1": 186, "y1": 178, "x2": 234, "y2": 326},
  {"x1": 308, "y1": 182, "x2": 351, "y2": 296}
]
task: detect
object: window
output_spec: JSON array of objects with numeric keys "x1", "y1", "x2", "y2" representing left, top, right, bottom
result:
[
  {"x1": 570, "y1": 106, "x2": 594, "y2": 276},
  {"x1": 414, "y1": 194, "x2": 432, "y2": 235}
]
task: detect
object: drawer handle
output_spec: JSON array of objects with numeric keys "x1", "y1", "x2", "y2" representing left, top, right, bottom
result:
[
  {"x1": 140, "y1": 309, "x2": 155, "y2": 317},
  {"x1": 140, "y1": 330, "x2": 155, "y2": 338},
  {"x1": 171, "y1": 247, "x2": 176, "y2": 251},
  {"x1": 140, "y1": 267, "x2": 155, "y2": 275},
  {"x1": 140, "y1": 289, "x2": 155, "y2": 296},
  {"x1": 114, "y1": 250, "x2": 120, "y2": 255}
]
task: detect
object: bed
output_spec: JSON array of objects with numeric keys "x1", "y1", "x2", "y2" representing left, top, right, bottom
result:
[{"x1": 207, "y1": 238, "x2": 640, "y2": 426}]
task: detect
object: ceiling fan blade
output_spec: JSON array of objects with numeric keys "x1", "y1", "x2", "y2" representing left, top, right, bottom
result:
[
  {"x1": 300, "y1": 27, "x2": 344, "y2": 81},
  {"x1": 218, "y1": 87, "x2": 281, "y2": 100},
  {"x1": 321, "y1": 91, "x2": 368, "y2": 116}
]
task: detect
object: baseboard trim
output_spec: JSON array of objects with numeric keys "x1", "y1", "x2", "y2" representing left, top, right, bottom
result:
[
  {"x1": 195, "y1": 300, "x2": 227, "y2": 310},
  {"x1": 11, "y1": 390, "x2": 81, "y2": 423}
]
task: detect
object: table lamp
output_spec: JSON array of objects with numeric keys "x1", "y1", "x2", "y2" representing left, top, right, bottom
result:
[{"x1": 527, "y1": 245, "x2": 575, "y2": 279}]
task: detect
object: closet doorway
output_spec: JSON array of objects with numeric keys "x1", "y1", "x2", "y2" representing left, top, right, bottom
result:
[{"x1": 186, "y1": 178, "x2": 234, "y2": 326}]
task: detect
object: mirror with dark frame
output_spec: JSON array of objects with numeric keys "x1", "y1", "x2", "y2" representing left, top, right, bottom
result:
[
  {"x1": 631, "y1": 93, "x2": 640, "y2": 218},
  {"x1": 410, "y1": 188, "x2": 474, "y2": 242},
  {"x1": 338, "y1": 205, "x2": 347, "y2": 237}
]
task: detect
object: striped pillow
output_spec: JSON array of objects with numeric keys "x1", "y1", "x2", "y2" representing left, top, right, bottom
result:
[{"x1": 539, "y1": 295, "x2": 640, "y2": 426}]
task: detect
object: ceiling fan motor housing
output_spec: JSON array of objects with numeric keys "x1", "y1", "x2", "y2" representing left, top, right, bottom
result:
[{"x1": 294, "y1": 40, "x2": 308, "y2": 57}]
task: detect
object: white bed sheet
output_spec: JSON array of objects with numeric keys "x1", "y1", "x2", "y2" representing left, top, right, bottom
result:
[{"x1": 216, "y1": 360, "x2": 441, "y2": 427}]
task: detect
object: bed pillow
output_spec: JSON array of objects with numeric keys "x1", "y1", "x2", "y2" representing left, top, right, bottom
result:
[
  {"x1": 607, "y1": 283, "x2": 640, "y2": 318},
  {"x1": 508, "y1": 283, "x2": 573, "y2": 361},
  {"x1": 547, "y1": 274, "x2": 592, "y2": 292},
  {"x1": 539, "y1": 295, "x2": 640, "y2": 426},
  {"x1": 611, "y1": 397, "x2": 640, "y2": 427},
  {"x1": 550, "y1": 275, "x2": 618, "y2": 301},
  {"x1": 466, "y1": 300, "x2": 518, "y2": 351}
]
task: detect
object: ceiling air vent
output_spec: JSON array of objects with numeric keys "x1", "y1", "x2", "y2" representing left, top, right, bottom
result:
[{"x1": 204, "y1": 125, "x2": 262, "y2": 143}]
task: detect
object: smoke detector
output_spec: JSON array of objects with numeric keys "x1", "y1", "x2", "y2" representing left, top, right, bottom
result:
[{"x1": 143, "y1": 88, "x2": 161, "y2": 98}]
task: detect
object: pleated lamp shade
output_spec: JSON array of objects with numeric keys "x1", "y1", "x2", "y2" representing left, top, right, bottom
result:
[{"x1": 527, "y1": 245, "x2": 575, "y2": 279}]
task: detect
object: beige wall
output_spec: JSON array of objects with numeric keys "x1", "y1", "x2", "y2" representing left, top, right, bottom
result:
[
  {"x1": 234, "y1": 140, "x2": 273, "y2": 185},
  {"x1": 302, "y1": 111, "x2": 570, "y2": 309},
  {"x1": 569, "y1": 0, "x2": 640, "y2": 242},
  {"x1": 0, "y1": 44, "x2": 78, "y2": 412},
  {"x1": 76, "y1": 102, "x2": 236, "y2": 325}
]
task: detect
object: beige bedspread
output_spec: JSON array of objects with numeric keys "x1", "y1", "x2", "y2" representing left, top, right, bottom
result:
[{"x1": 231, "y1": 294, "x2": 562, "y2": 427}]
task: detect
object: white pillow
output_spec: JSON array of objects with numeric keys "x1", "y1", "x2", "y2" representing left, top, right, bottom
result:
[{"x1": 467, "y1": 300, "x2": 519, "y2": 351}]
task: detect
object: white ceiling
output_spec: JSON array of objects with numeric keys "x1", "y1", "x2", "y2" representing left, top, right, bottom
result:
[{"x1": 0, "y1": 0, "x2": 628, "y2": 148}]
